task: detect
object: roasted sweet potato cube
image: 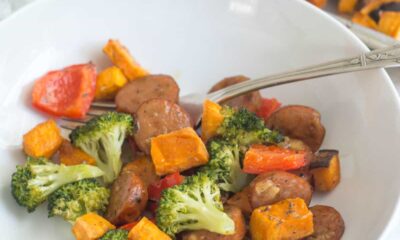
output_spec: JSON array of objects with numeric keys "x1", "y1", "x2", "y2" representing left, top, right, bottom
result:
[
  {"x1": 72, "y1": 213, "x2": 115, "y2": 240},
  {"x1": 95, "y1": 66, "x2": 127, "y2": 100},
  {"x1": 311, "y1": 150, "x2": 341, "y2": 192},
  {"x1": 338, "y1": 0, "x2": 358, "y2": 13},
  {"x1": 352, "y1": 12, "x2": 378, "y2": 29},
  {"x1": 128, "y1": 217, "x2": 171, "y2": 240},
  {"x1": 59, "y1": 139, "x2": 96, "y2": 166},
  {"x1": 250, "y1": 198, "x2": 314, "y2": 240},
  {"x1": 103, "y1": 39, "x2": 148, "y2": 80},
  {"x1": 378, "y1": 11, "x2": 400, "y2": 39},
  {"x1": 151, "y1": 127, "x2": 209, "y2": 176},
  {"x1": 201, "y1": 100, "x2": 224, "y2": 142},
  {"x1": 23, "y1": 119, "x2": 63, "y2": 158},
  {"x1": 309, "y1": 0, "x2": 327, "y2": 8}
]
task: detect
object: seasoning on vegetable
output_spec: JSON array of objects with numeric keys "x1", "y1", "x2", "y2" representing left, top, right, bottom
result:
[
  {"x1": 150, "y1": 127, "x2": 209, "y2": 176},
  {"x1": 250, "y1": 198, "x2": 314, "y2": 240}
]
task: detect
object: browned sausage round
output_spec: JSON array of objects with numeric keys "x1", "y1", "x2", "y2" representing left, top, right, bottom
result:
[
  {"x1": 249, "y1": 171, "x2": 313, "y2": 209},
  {"x1": 115, "y1": 74, "x2": 179, "y2": 115},
  {"x1": 122, "y1": 155, "x2": 159, "y2": 187},
  {"x1": 266, "y1": 105, "x2": 326, "y2": 152},
  {"x1": 226, "y1": 187, "x2": 252, "y2": 216},
  {"x1": 209, "y1": 75, "x2": 262, "y2": 113},
  {"x1": 305, "y1": 205, "x2": 345, "y2": 240},
  {"x1": 181, "y1": 205, "x2": 246, "y2": 240},
  {"x1": 289, "y1": 167, "x2": 313, "y2": 184},
  {"x1": 134, "y1": 99, "x2": 192, "y2": 154},
  {"x1": 105, "y1": 171, "x2": 148, "y2": 226}
]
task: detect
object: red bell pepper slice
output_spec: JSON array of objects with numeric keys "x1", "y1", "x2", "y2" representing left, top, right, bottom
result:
[
  {"x1": 32, "y1": 63, "x2": 96, "y2": 119},
  {"x1": 243, "y1": 145, "x2": 306, "y2": 174},
  {"x1": 256, "y1": 98, "x2": 281, "y2": 121},
  {"x1": 148, "y1": 172, "x2": 185, "y2": 201},
  {"x1": 119, "y1": 221, "x2": 139, "y2": 231}
]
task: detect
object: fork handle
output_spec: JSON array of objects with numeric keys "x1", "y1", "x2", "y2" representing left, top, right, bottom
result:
[{"x1": 208, "y1": 44, "x2": 400, "y2": 103}]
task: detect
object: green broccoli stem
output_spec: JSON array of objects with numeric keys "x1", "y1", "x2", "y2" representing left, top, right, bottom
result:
[
  {"x1": 174, "y1": 190, "x2": 235, "y2": 235},
  {"x1": 218, "y1": 161, "x2": 250, "y2": 193},
  {"x1": 29, "y1": 163, "x2": 104, "y2": 196},
  {"x1": 220, "y1": 146, "x2": 249, "y2": 193},
  {"x1": 69, "y1": 112, "x2": 133, "y2": 184},
  {"x1": 79, "y1": 129, "x2": 123, "y2": 184},
  {"x1": 99, "y1": 130, "x2": 123, "y2": 183}
]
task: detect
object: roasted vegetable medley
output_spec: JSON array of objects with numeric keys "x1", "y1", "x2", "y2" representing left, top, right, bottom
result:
[
  {"x1": 11, "y1": 39, "x2": 345, "y2": 240},
  {"x1": 308, "y1": 0, "x2": 400, "y2": 40}
]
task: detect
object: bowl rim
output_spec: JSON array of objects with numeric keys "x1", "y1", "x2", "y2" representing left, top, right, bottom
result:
[{"x1": 1, "y1": 0, "x2": 400, "y2": 239}]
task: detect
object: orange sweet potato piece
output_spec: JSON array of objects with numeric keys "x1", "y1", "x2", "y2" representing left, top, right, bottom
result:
[
  {"x1": 311, "y1": 150, "x2": 341, "y2": 192},
  {"x1": 59, "y1": 139, "x2": 96, "y2": 166},
  {"x1": 352, "y1": 12, "x2": 378, "y2": 29},
  {"x1": 360, "y1": 0, "x2": 399, "y2": 16},
  {"x1": 72, "y1": 213, "x2": 115, "y2": 240},
  {"x1": 338, "y1": 0, "x2": 358, "y2": 13},
  {"x1": 378, "y1": 11, "x2": 400, "y2": 39},
  {"x1": 23, "y1": 119, "x2": 63, "y2": 158},
  {"x1": 103, "y1": 39, "x2": 149, "y2": 80},
  {"x1": 201, "y1": 100, "x2": 224, "y2": 142},
  {"x1": 151, "y1": 127, "x2": 209, "y2": 176},
  {"x1": 250, "y1": 198, "x2": 314, "y2": 240},
  {"x1": 95, "y1": 66, "x2": 128, "y2": 100},
  {"x1": 309, "y1": 0, "x2": 327, "y2": 8},
  {"x1": 128, "y1": 217, "x2": 171, "y2": 240}
]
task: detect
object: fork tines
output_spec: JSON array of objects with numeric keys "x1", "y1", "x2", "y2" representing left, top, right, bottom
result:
[{"x1": 60, "y1": 101, "x2": 116, "y2": 130}]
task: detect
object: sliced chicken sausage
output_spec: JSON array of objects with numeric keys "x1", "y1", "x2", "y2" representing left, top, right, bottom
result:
[
  {"x1": 209, "y1": 75, "x2": 262, "y2": 113},
  {"x1": 134, "y1": 99, "x2": 192, "y2": 154},
  {"x1": 181, "y1": 205, "x2": 246, "y2": 240},
  {"x1": 122, "y1": 155, "x2": 159, "y2": 186},
  {"x1": 266, "y1": 105, "x2": 325, "y2": 152},
  {"x1": 115, "y1": 74, "x2": 179, "y2": 115},
  {"x1": 227, "y1": 187, "x2": 253, "y2": 216},
  {"x1": 105, "y1": 171, "x2": 148, "y2": 226},
  {"x1": 305, "y1": 205, "x2": 345, "y2": 240},
  {"x1": 249, "y1": 171, "x2": 313, "y2": 209}
]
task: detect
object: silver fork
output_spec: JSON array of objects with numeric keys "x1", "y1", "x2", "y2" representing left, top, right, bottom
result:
[{"x1": 60, "y1": 44, "x2": 400, "y2": 130}]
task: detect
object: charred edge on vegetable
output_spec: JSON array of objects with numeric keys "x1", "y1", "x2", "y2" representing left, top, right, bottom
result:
[{"x1": 310, "y1": 149, "x2": 339, "y2": 169}]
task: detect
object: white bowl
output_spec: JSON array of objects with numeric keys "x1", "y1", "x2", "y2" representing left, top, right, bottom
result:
[{"x1": 0, "y1": 0, "x2": 400, "y2": 239}]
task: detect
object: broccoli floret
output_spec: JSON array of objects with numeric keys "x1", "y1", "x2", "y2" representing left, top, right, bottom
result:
[
  {"x1": 156, "y1": 173, "x2": 235, "y2": 238},
  {"x1": 48, "y1": 179, "x2": 110, "y2": 222},
  {"x1": 69, "y1": 112, "x2": 134, "y2": 184},
  {"x1": 200, "y1": 139, "x2": 252, "y2": 193},
  {"x1": 217, "y1": 106, "x2": 283, "y2": 148},
  {"x1": 11, "y1": 157, "x2": 104, "y2": 212},
  {"x1": 99, "y1": 229, "x2": 128, "y2": 240}
]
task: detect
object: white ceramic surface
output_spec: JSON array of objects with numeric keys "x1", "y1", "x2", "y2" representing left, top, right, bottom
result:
[{"x1": 1, "y1": 0, "x2": 400, "y2": 239}]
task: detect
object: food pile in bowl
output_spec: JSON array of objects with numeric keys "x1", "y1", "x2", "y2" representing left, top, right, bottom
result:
[
  {"x1": 10, "y1": 39, "x2": 345, "y2": 240},
  {"x1": 309, "y1": 0, "x2": 400, "y2": 39}
]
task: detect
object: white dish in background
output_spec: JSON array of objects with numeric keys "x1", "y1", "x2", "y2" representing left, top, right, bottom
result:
[{"x1": 0, "y1": 0, "x2": 400, "y2": 239}]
